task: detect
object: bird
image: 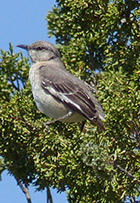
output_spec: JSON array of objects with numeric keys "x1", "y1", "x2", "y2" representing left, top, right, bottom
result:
[{"x1": 17, "y1": 41, "x2": 105, "y2": 130}]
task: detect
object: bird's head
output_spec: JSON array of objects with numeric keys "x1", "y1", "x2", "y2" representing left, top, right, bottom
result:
[{"x1": 17, "y1": 41, "x2": 60, "y2": 63}]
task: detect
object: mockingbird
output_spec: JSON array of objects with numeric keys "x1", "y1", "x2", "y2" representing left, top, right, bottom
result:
[{"x1": 17, "y1": 41, "x2": 105, "y2": 130}]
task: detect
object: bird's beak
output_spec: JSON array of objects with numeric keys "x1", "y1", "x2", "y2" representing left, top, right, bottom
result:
[{"x1": 16, "y1": 44, "x2": 28, "y2": 50}]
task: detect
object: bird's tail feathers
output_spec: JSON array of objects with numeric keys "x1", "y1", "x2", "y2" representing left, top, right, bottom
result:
[{"x1": 90, "y1": 115, "x2": 105, "y2": 131}]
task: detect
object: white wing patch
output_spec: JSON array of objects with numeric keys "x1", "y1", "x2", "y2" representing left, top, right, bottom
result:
[{"x1": 43, "y1": 84, "x2": 83, "y2": 113}]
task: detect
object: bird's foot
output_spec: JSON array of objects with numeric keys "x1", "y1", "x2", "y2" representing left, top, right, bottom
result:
[{"x1": 44, "y1": 120, "x2": 56, "y2": 126}]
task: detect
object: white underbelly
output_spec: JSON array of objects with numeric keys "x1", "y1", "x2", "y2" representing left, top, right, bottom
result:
[
  {"x1": 32, "y1": 86, "x2": 85, "y2": 122},
  {"x1": 31, "y1": 82, "x2": 68, "y2": 117},
  {"x1": 29, "y1": 64, "x2": 85, "y2": 123}
]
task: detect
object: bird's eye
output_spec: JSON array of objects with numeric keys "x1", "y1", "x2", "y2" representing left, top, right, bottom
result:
[
  {"x1": 36, "y1": 47, "x2": 43, "y2": 50},
  {"x1": 35, "y1": 47, "x2": 50, "y2": 51}
]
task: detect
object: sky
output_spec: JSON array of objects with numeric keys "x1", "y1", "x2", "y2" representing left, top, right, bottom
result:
[{"x1": 0, "y1": 0, "x2": 68, "y2": 202}]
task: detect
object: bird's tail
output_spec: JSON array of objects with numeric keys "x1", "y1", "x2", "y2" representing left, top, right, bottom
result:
[
  {"x1": 91, "y1": 101, "x2": 105, "y2": 131},
  {"x1": 90, "y1": 114, "x2": 105, "y2": 131}
]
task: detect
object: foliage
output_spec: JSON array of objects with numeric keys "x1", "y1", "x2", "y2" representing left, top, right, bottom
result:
[
  {"x1": 0, "y1": 0, "x2": 140, "y2": 202},
  {"x1": 46, "y1": 0, "x2": 140, "y2": 201}
]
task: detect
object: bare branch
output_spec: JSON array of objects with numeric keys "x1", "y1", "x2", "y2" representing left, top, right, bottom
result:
[
  {"x1": 46, "y1": 186, "x2": 53, "y2": 203},
  {"x1": 17, "y1": 180, "x2": 32, "y2": 203},
  {"x1": 115, "y1": 164, "x2": 135, "y2": 179}
]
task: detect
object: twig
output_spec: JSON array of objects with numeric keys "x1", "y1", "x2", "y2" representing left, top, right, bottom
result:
[
  {"x1": 17, "y1": 180, "x2": 32, "y2": 203},
  {"x1": 115, "y1": 164, "x2": 135, "y2": 179},
  {"x1": 9, "y1": 77, "x2": 20, "y2": 91},
  {"x1": 16, "y1": 72, "x2": 20, "y2": 91}
]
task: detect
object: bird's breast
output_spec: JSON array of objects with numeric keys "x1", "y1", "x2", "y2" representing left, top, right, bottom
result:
[
  {"x1": 29, "y1": 64, "x2": 70, "y2": 119},
  {"x1": 29, "y1": 63, "x2": 86, "y2": 123}
]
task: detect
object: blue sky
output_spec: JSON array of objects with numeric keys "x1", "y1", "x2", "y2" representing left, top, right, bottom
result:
[{"x1": 0, "y1": 0, "x2": 68, "y2": 202}]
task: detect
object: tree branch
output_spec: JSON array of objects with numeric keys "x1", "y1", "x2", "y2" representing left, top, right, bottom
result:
[
  {"x1": 115, "y1": 164, "x2": 135, "y2": 179},
  {"x1": 17, "y1": 180, "x2": 32, "y2": 203},
  {"x1": 46, "y1": 186, "x2": 53, "y2": 203},
  {"x1": 9, "y1": 76, "x2": 20, "y2": 91}
]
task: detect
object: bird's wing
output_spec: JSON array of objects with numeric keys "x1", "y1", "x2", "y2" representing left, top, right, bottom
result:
[{"x1": 39, "y1": 64, "x2": 104, "y2": 127}]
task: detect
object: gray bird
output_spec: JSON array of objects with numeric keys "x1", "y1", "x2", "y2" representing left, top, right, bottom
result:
[{"x1": 17, "y1": 41, "x2": 105, "y2": 130}]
